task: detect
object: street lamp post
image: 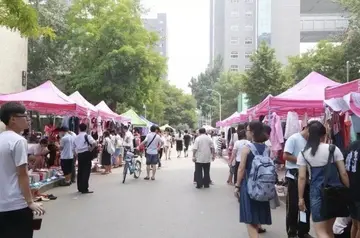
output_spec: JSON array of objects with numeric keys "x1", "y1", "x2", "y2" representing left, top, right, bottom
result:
[
  {"x1": 346, "y1": 61, "x2": 350, "y2": 82},
  {"x1": 207, "y1": 89, "x2": 222, "y2": 123}
]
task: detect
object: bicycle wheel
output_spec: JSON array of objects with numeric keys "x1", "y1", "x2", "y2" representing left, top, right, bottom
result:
[
  {"x1": 122, "y1": 162, "x2": 128, "y2": 183},
  {"x1": 133, "y1": 160, "x2": 141, "y2": 178}
]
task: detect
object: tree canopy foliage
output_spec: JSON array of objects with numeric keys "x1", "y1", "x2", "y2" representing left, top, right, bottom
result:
[
  {"x1": 240, "y1": 42, "x2": 292, "y2": 107},
  {"x1": 0, "y1": 0, "x2": 54, "y2": 37},
  {"x1": 25, "y1": 0, "x2": 196, "y2": 128}
]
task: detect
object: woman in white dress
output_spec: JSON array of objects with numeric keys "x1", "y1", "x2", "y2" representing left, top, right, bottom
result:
[{"x1": 175, "y1": 130, "x2": 183, "y2": 158}]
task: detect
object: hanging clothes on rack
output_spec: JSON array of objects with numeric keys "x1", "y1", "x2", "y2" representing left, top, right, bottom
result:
[
  {"x1": 284, "y1": 112, "x2": 300, "y2": 139},
  {"x1": 270, "y1": 112, "x2": 284, "y2": 152}
]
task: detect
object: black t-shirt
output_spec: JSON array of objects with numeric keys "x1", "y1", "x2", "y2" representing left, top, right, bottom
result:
[
  {"x1": 183, "y1": 134, "x2": 191, "y2": 146},
  {"x1": 345, "y1": 140, "x2": 360, "y2": 201}
]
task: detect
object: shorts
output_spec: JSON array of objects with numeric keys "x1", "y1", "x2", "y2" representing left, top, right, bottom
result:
[
  {"x1": 146, "y1": 154, "x2": 158, "y2": 165},
  {"x1": 350, "y1": 201, "x2": 360, "y2": 221},
  {"x1": 61, "y1": 159, "x2": 73, "y2": 176}
]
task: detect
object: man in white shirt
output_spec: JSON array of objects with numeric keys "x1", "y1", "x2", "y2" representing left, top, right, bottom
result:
[
  {"x1": 73, "y1": 123, "x2": 96, "y2": 194},
  {"x1": 193, "y1": 128, "x2": 215, "y2": 189},
  {"x1": 0, "y1": 102, "x2": 45, "y2": 238},
  {"x1": 139, "y1": 125, "x2": 163, "y2": 180},
  {"x1": 59, "y1": 127, "x2": 75, "y2": 186}
]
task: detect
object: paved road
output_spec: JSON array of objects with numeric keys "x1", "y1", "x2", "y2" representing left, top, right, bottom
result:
[{"x1": 35, "y1": 152, "x2": 298, "y2": 238}]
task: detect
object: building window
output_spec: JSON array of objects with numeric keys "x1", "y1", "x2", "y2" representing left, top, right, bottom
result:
[
  {"x1": 244, "y1": 0, "x2": 253, "y2": 3},
  {"x1": 245, "y1": 52, "x2": 252, "y2": 58},
  {"x1": 245, "y1": 11, "x2": 252, "y2": 17},
  {"x1": 159, "y1": 21, "x2": 164, "y2": 24},
  {"x1": 230, "y1": 25, "x2": 239, "y2": 31},
  {"x1": 245, "y1": 25, "x2": 253, "y2": 31},
  {"x1": 245, "y1": 37, "x2": 253, "y2": 45},
  {"x1": 230, "y1": 37, "x2": 239, "y2": 45},
  {"x1": 245, "y1": 65, "x2": 252, "y2": 70},
  {"x1": 231, "y1": 0, "x2": 240, "y2": 3},
  {"x1": 230, "y1": 51, "x2": 239, "y2": 58},
  {"x1": 231, "y1": 11, "x2": 240, "y2": 17},
  {"x1": 230, "y1": 65, "x2": 239, "y2": 72}
]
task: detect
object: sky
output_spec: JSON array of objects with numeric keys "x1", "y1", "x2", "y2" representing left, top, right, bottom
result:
[
  {"x1": 141, "y1": 0, "x2": 210, "y2": 93},
  {"x1": 141, "y1": 0, "x2": 317, "y2": 93}
]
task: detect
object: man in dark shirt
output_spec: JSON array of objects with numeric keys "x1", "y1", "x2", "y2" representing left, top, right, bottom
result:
[
  {"x1": 345, "y1": 136, "x2": 360, "y2": 237},
  {"x1": 183, "y1": 130, "x2": 191, "y2": 158}
]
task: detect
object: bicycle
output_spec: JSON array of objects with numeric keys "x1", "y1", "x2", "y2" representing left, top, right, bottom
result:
[{"x1": 122, "y1": 149, "x2": 142, "y2": 183}]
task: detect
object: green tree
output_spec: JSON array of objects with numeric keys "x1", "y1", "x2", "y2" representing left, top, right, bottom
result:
[
  {"x1": 188, "y1": 56, "x2": 223, "y2": 115},
  {"x1": 27, "y1": 0, "x2": 70, "y2": 89},
  {"x1": 162, "y1": 82, "x2": 197, "y2": 128},
  {"x1": 287, "y1": 41, "x2": 348, "y2": 83},
  {"x1": 240, "y1": 41, "x2": 290, "y2": 107},
  {"x1": 211, "y1": 72, "x2": 243, "y2": 124},
  {"x1": 65, "y1": 0, "x2": 166, "y2": 112},
  {"x1": 0, "y1": 0, "x2": 53, "y2": 37}
]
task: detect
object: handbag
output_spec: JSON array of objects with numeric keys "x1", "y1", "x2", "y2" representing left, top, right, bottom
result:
[{"x1": 321, "y1": 145, "x2": 350, "y2": 219}]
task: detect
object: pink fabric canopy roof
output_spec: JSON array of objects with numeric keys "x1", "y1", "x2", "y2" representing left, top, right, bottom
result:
[
  {"x1": 325, "y1": 79, "x2": 360, "y2": 99},
  {"x1": 95, "y1": 101, "x2": 130, "y2": 122},
  {"x1": 249, "y1": 72, "x2": 340, "y2": 117},
  {"x1": 216, "y1": 112, "x2": 248, "y2": 127},
  {"x1": 0, "y1": 81, "x2": 88, "y2": 116}
]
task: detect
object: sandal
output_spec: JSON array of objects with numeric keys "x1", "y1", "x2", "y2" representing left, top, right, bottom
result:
[
  {"x1": 144, "y1": 177, "x2": 150, "y2": 180},
  {"x1": 151, "y1": 177, "x2": 155, "y2": 180}
]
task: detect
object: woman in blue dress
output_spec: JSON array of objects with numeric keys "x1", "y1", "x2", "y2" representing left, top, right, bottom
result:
[{"x1": 234, "y1": 121, "x2": 272, "y2": 238}]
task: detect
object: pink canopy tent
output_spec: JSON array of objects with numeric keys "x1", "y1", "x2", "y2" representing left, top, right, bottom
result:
[
  {"x1": 95, "y1": 101, "x2": 130, "y2": 122},
  {"x1": 249, "y1": 72, "x2": 341, "y2": 117},
  {"x1": 69, "y1": 91, "x2": 97, "y2": 117},
  {"x1": 325, "y1": 79, "x2": 360, "y2": 99},
  {"x1": 324, "y1": 79, "x2": 360, "y2": 117},
  {"x1": 216, "y1": 112, "x2": 248, "y2": 127},
  {"x1": 0, "y1": 81, "x2": 88, "y2": 116}
]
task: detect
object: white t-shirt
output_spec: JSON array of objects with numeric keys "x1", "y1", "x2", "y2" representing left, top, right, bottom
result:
[
  {"x1": 193, "y1": 134, "x2": 214, "y2": 163},
  {"x1": 234, "y1": 139, "x2": 250, "y2": 162},
  {"x1": 73, "y1": 132, "x2": 96, "y2": 154},
  {"x1": 115, "y1": 134, "x2": 123, "y2": 148},
  {"x1": 144, "y1": 132, "x2": 163, "y2": 155},
  {"x1": 297, "y1": 143, "x2": 343, "y2": 167},
  {"x1": 0, "y1": 131, "x2": 28, "y2": 212},
  {"x1": 123, "y1": 131, "x2": 134, "y2": 149},
  {"x1": 164, "y1": 135, "x2": 172, "y2": 147},
  {"x1": 60, "y1": 133, "x2": 75, "y2": 159}
]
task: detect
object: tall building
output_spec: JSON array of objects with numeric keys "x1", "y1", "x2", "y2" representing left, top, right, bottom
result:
[
  {"x1": 0, "y1": 27, "x2": 27, "y2": 94},
  {"x1": 210, "y1": 0, "x2": 256, "y2": 72},
  {"x1": 210, "y1": 0, "x2": 348, "y2": 67},
  {"x1": 300, "y1": 0, "x2": 349, "y2": 43},
  {"x1": 143, "y1": 13, "x2": 168, "y2": 58}
]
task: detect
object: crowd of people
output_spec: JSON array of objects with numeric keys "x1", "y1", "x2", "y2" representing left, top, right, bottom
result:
[
  {"x1": 2, "y1": 101, "x2": 360, "y2": 238},
  {"x1": 222, "y1": 119, "x2": 360, "y2": 238}
]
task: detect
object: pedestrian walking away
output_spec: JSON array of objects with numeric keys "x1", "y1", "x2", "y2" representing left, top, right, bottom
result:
[
  {"x1": 183, "y1": 130, "x2": 191, "y2": 157},
  {"x1": 193, "y1": 128, "x2": 215, "y2": 189}
]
